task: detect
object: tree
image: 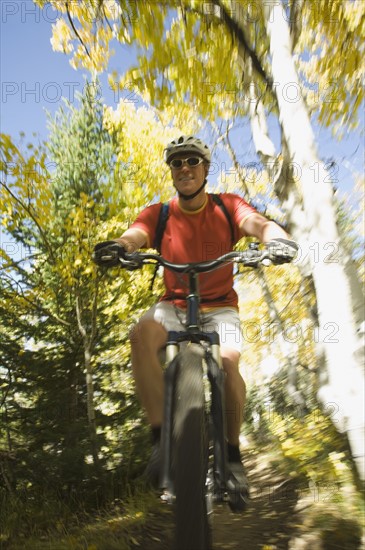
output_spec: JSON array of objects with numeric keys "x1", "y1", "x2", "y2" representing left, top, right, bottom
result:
[
  {"x1": 261, "y1": 0, "x2": 364, "y2": 481},
  {"x1": 1, "y1": 83, "x2": 119, "y2": 499}
]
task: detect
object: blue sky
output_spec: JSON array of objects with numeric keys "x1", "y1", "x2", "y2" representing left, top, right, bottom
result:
[
  {"x1": 1, "y1": 1, "x2": 363, "y2": 198},
  {"x1": 1, "y1": 1, "x2": 135, "y2": 141}
]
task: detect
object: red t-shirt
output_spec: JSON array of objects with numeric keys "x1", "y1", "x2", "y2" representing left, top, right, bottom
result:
[{"x1": 130, "y1": 193, "x2": 257, "y2": 308}]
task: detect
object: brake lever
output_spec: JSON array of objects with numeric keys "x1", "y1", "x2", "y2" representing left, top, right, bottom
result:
[
  {"x1": 119, "y1": 252, "x2": 143, "y2": 271},
  {"x1": 237, "y1": 250, "x2": 262, "y2": 268},
  {"x1": 97, "y1": 252, "x2": 117, "y2": 262}
]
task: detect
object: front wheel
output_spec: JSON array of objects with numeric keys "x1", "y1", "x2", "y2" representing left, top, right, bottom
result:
[{"x1": 172, "y1": 345, "x2": 211, "y2": 550}]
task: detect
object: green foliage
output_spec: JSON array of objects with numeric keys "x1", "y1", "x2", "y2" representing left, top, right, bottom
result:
[
  {"x1": 0, "y1": 73, "x2": 196, "y2": 542},
  {"x1": 47, "y1": 79, "x2": 117, "y2": 219},
  {"x1": 0, "y1": 486, "x2": 161, "y2": 548},
  {"x1": 267, "y1": 410, "x2": 345, "y2": 482},
  {"x1": 244, "y1": 391, "x2": 364, "y2": 546},
  {"x1": 0, "y1": 81, "x2": 157, "y2": 541}
]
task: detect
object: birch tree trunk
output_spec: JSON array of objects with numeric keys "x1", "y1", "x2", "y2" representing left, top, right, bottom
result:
[
  {"x1": 262, "y1": 0, "x2": 364, "y2": 480},
  {"x1": 76, "y1": 287, "x2": 100, "y2": 471}
]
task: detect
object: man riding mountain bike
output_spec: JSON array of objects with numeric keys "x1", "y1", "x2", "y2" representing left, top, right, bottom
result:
[{"x1": 94, "y1": 135, "x2": 298, "y2": 502}]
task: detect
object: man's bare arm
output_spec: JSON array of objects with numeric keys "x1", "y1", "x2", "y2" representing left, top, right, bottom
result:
[
  {"x1": 114, "y1": 228, "x2": 148, "y2": 253},
  {"x1": 240, "y1": 212, "x2": 290, "y2": 242}
]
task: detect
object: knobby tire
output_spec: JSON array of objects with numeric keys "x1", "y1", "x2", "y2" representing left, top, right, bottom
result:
[{"x1": 172, "y1": 346, "x2": 212, "y2": 550}]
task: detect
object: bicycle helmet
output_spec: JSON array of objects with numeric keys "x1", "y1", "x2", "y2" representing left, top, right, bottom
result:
[{"x1": 164, "y1": 135, "x2": 211, "y2": 164}]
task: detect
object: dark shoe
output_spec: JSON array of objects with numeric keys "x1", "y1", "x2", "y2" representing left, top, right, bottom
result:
[
  {"x1": 227, "y1": 461, "x2": 250, "y2": 512},
  {"x1": 144, "y1": 443, "x2": 160, "y2": 488}
]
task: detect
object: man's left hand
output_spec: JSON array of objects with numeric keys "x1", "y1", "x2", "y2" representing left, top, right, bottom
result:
[{"x1": 266, "y1": 238, "x2": 299, "y2": 264}]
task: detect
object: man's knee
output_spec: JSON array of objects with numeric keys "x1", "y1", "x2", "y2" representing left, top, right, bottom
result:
[
  {"x1": 221, "y1": 349, "x2": 241, "y2": 375},
  {"x1": 129, "y1": 319, "x2": 167, "y2": 350},
  {"x1": 222, "y1": 351, "x2": 246, "y2": 393}
]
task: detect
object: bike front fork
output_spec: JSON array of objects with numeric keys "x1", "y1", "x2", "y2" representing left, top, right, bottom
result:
[{"x1": 159, "y1": 331, "x2": 228, "y2": 502}]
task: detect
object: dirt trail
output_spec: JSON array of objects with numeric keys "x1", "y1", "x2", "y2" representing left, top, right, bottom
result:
[
  {"x1": 3, "y1": 445, "x2": 362, "y2": 550},
  {"x1": 134, "y1": 448, "x2": 303, "y2": 550}
]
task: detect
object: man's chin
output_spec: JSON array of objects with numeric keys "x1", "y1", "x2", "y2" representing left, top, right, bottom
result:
[
  {"x1": 177, "y1": 184, "x2": 195, "y2": 194},
  {"x1": 178, "y1": 178, "x2": 195, "y2": 184}
]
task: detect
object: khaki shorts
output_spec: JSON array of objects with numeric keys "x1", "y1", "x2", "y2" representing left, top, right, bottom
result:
[{"x1": 139, "y1": 301, "x2": 243, "y2": 354}]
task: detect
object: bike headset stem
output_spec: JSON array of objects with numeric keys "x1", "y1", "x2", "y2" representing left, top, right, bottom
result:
[{"x1": 185, "y1": 270, "x2": 200, "y2": 332}]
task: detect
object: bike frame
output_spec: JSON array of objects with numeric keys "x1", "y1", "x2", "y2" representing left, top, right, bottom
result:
[{"x1": 159, "y1": 269, "x2": 228, "y2": 503}]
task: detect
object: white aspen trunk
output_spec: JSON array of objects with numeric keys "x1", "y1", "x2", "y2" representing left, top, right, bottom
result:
[
  {"x1": 262, "y1": 0, "x2": 364, "y2": 480},
  {"x1": 231, "y1": 0, "x2": 313, "y2": 267},
  {"x1": 76, "y1": 295, "x2": 99, "y2": 469},
  {"x1": 248, "y1": 85, "x2": 276, "y2": 161}
]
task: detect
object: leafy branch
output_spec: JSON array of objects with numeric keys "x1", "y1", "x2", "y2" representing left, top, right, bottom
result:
[{"x1": 0, "y1": 179, "x2": 56, "y2": 264}]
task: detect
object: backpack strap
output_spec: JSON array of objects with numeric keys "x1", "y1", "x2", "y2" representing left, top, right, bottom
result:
[
  {"x1": 150, "y1": 201, "x2": 170, "y2": 291},
  {"x1": 211, "y1": 193, "x2": 235, "y2": 245},
  {"x1": 153, "y1": 201, "x2": 170, "y2": 252}
]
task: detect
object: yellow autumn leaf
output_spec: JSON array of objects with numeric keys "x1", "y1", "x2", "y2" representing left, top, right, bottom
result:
[{"x1": 50, "y1": 18, "x2": 73, "y2": 54}]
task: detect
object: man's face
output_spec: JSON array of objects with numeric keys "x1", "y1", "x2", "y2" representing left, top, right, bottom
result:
[{"x1": 169, "y1": 154, "x2": 209, "y2": 196}]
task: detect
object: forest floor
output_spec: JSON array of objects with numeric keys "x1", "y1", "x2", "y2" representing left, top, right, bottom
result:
[
  {"x1": 2, "y1": 440, "x2": 364, "y2": 550},
  {"x1": 131, "y1": 446, "x2": 305, "y2": 550}
]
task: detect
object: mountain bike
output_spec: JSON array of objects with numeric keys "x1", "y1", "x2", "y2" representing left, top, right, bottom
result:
[{"x1": 94, "y1": 242, "x2": 292, "y2": 550}]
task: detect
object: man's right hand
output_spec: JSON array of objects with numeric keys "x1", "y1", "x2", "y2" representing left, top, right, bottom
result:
[
  {"x1": 266, "y1": 238, "x2": 298, "y2": 264},
  {"x1": 92, "y1": 241, "x2": 126, "y2": 267}
]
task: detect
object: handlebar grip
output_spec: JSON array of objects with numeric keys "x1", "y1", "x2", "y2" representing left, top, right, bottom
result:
[
  {"x1": 93, "y1": 241, "x2": 126, "y2": 266},
  {"x1": 265, "y1": 239, "x2": 298, "y2": 264}
]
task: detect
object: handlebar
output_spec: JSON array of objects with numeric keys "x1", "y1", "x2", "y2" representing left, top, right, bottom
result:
[{"x1": 96, "y1": 244, "x2": 274, "y2": 273}]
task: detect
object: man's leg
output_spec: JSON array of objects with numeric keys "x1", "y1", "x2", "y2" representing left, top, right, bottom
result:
[
  {"x1": 201, "y1": 307, "x2": 245, "y2": 445},
  {"x1": 130, "y1": 324, "x2": 246, "y2": 443},
  {"x1": 221, "y1": 348, "x2": 246, "y2": 447},
  {"x1": 130, "y1": 313, "x2": 177, "y2": 486},
  {"x1": 221, "y1": 347, "x2": 250, "y2": 510},
  {"x1": 129, "y1": 319, "x2": 168, "y2": 428}
]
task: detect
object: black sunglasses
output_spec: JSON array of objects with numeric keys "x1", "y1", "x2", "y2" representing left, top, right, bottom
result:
[{"x1": 169, "y1": 157, "x2": 204, "y2": 169}]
